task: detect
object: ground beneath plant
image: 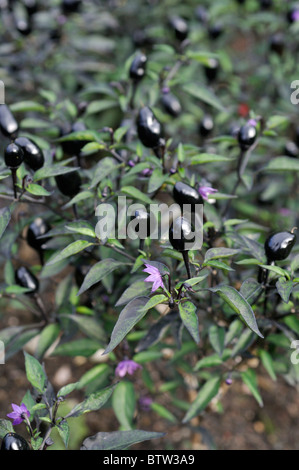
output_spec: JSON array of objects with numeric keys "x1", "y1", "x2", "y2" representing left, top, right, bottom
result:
[{"x1": 1, "y1": 348, "x2": 299, "y2": 451}]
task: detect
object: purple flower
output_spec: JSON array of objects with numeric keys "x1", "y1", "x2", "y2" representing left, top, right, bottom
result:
[
  {"x1": 115, "y1": 359, "x2": 142, "y2": 378},
  {"x1": 143, "y1": 264, "x2": 165, "y2": 292},
  {"x1": 247, "y1": 118, "x2": 257, "y2": 127},
  {"x1": 292, "y1": 10, "x2": 299, "y2": 22},
  {"x1": 279, "y1": 208, "x2": 292, "y2": 217},
  {"x1": 139, "y1": 396, "x2": 153, "y2": 411},
  {"x1": 7, "y1": 403, "x2": 30, "y2": 426},
  {"x1": 198, "y1": 185, "x2": 218, "y2": 201}
]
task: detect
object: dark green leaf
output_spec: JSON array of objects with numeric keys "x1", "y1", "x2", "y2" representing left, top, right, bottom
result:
[
  {"x1": 65, "y1": 384, "x2": 116, "y2": 418},
  {"x1": 178, "y1": 301, "x2": 200, "y2": 344},
  {"x1": 209, "y1": 286, "x2": 263, "y2": 338},
  {"x1": 81, "y1": 430, "x2": 165, "y2": 450},
  {"x1": 182, "y1": 377, "x2": 221, "y2": 423},
  {"x1": 24, "y1": 351, "x2": 46, "y2": 394},
  {"x1": 77, "y1": 258, "x2": 126, "y2": 295},
  {"x1": 103, "y1": 296, "x2": 150, "y2": 355},
  {"x1": 241, "y1": 369, "x2": 263, "y2": 407},
  {"x1": 112, "y1": 381, "x2": 136, "y2": 430}
]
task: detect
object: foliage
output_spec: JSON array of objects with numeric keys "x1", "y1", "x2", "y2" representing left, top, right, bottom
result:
[{"x1": 0, "y1": 0, "x2": 299, "y2": 450}]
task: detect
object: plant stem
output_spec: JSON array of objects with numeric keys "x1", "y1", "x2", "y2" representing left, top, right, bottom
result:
[
  {"x1": 182, "y1": 250, "x2": 191, "y2": 279},
  {"x1": 11, "y1": 168, "x2": 17, "y2": 199}
]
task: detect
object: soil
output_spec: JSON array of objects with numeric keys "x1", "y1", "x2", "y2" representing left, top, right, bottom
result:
[{"x1": 1, "y1": 347, "x2": 299, "y2": 451}]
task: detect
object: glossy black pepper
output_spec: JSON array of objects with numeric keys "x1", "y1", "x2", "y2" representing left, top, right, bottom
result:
[
  {"x1": 259, "y1": 0, "x2": 272, "y2": 9},
  {"x1": 1, "y1": 433, "x2": 30, "y2": 450},
  {"x1": 27, "y1": 217, "x2": 51, "y2": 252},
  {"x1": 60, "y1": 121, "x2": 88, "y2": 156},
  {"x1": 62, "y1": 0, "x2": 81, "y2": 14},
  {"x1": 0, "y1": 104, "x2": 19, "y2": 139},
  {"x1": 237, "y1": 123, "x2": 257, "y2": 151},
  {"x1": 173, "y1": 181, "x2": 203, "y2": 210},
  {"x1": 161, "y1": 90, "x2": 181, "y2": 117},
  {"x1": 199, "y1": 115, "x2": 214, "y2": 137},
  {"x1": 23, "y1": 0, "x2": 38, "y2": 15},
  {"x1": 169, "y1": 16, "x2": 188, "y2": 42},
  {"x1": 203, "y1": 58, "x2": 219, "y2": 83},
  {"x1": 269, "y1": 33, "x2": 285, "y2": 56},
  {"x1": 284, "y1": 141, "x2": 298, "y2": 158},
  {"x1": 129, "y1": 53, "x2": 147, "y2": 82},
  {"x1": 208, "y1": 23, "x2": 223, "y2": 40},
  {"x1": 15, "y1": 266, "x2": 39, "y2": 294},
  {"x1": 132, "y1": 209, "x2": 152, "y2": 239},
  {"x1": 136, "y1": 106, "x2": 164, "y2": 149},
  {"x1": 14, "y1": 136, "x2": 44, "y2": 171},
  {"x1": 55, "y1": 170, "x2": 81, "y2": 198},
  {"x1": 169, "y1": 216, "x2": 194, "y2": 253},
  {"x1": 13, "y1": 2, "x2": 32, "y2": 36},
  {"x1": 4, "y1": 143, "x2": 24, "y2": 169},
  {"x1": 265, "y1": 231, "x2": 296, "y2": 262}
]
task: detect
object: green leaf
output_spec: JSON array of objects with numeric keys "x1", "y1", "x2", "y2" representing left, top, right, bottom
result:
[
  {"x1": 276, "y1": 277, "x2": 294, "y2": 303},
  {"x1": 209, "y1": 325, "x2": 225, "y2": 357},
  {"x1": 259, "y1": 157, "x2": 299, "y2": 172},
  {"x1": 282, "y1": 315, "x2": 299, "y2": 336},
  {"x1": 265, "y1": 115, "x2": 289, "y2": 130},
  {"x1": 46, "y1": 240, "x2": 95, "y2": 266},
  {"x1": 81, "y1": 430, "x2": 165, "y2": 450},
  {"x1": 0, "y1": 419, "x2": 14, "y2": 439},
  {"x1": 57, "y1": 382, "x2": 79, "y2": 398},
  {"x1": 65, "y1": 384, "x2": 116, "y2": 418},
  {"x1": 62, "y1": 190, "x2": 94, "y2": 209},
  {"x1": 259, "y1": 264, "x2": 290, "y2": 280},
  {"x1": 112, "y1": 381, "x2": 136, "y2": 430},
  {"x1": 241, "y1": 369, "x2": 263, "y2": 407},
  {"x1": 240, "y1": 278, "x2": 263, "y2": 305},
  {"x1": 202, "y1": 260, "x2": 235, "y2": 271},
  {"x1": 115, "y1": 280, "x2": 152, "y2": 307},
  {"x1": 147, "y1": 168, "x2": 168, "y2": 193},
  {"x1": 139, "y1": 294, "x2": 168, "y2": 313},
  {"x1": 182, "y1": 377, "x2": 221, "y2": 423},
  {"x1": 89, "y1": 157, "x2": 121, "y2": 189},
  {"x1": 178, "y1": 301, "x2": 200, "y2": 344},
  {"x1": 10, "y1": 100, "x2": 46, "y2": 113},
  {"x1": 77, "y1": 258, "x2": 126, "y2": 295},
  {"x1": 35, "y1": 323, "x2": 61, "y2": 360},
  {"x1": 258, "y1": 350, "x2": 277, "y2": 381},
  {"x1": 24, "y1": 351, "x2": 46, "y2": 394},
  {"x1": 77, "y1": 364, "x2": 111, "y2": 390},
  {"x1": 209, "y1": 286, "x2": 263, "y2": 338},
  {"x1": 65, "y1": 221, "x2": 96, "y2": 239},
  {"x1": 56, "y1": 420, "x2": 70, "y2": 449},
  {"x1": 60, "y1": 314, "x2": 105, "y2": 342},
  {"x1": 183, "y1": 84, "x2": 226, "y2": 112},
  {"x1": 225, "y1": 319, "x2": 243, "y2": 346},
  {"x1": 86, "y1": 99, "x2": 118, "y2": 115},
  {"x1": 204, "y1": 247, "x2": 240, "y2": 261},
  {"x1": 51, "y1": 338, "x2": 100, "y2": 357},
  {"x1": 191, "y1": 153, "x2": 234, "y2": 165},
  {"x1": 103, "y1": 296, "x2": 150, "y2": 355},
  {"x1": 0, "y1": 206, "x2": 12, "y2": 240},
  {"x1": 150, "y1": 403, "x2": 177, "y2": 423},
  {"x1": 34, "y1": 164, "x2": 80, "y2": 182},
  {"x1": 26, "y1": 184, "x2": 52, "y2": 196},
  {"x1": 194, "y1": 351, "x2": 231, "y2": 370},
  {"x1": 121, "y1": 185, "x2": 154, "y2": 205}
]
